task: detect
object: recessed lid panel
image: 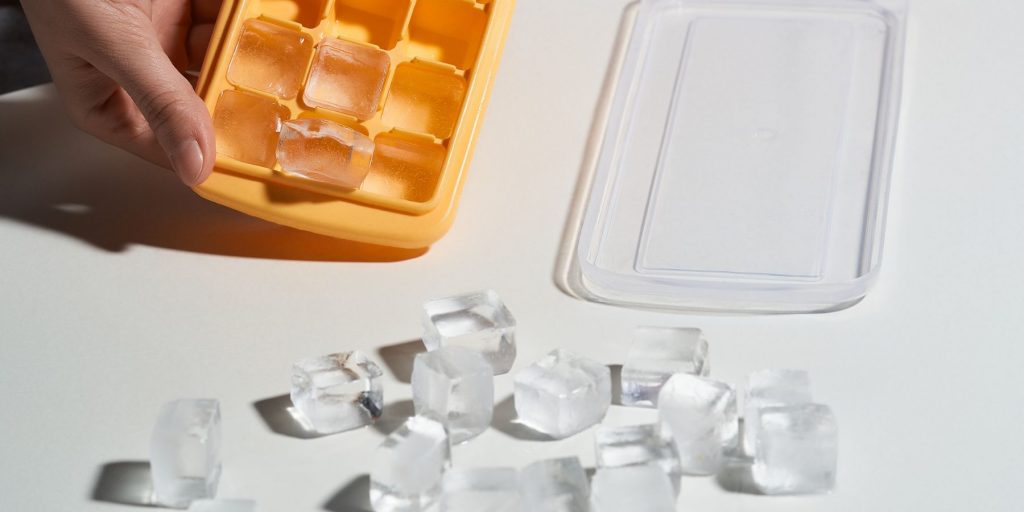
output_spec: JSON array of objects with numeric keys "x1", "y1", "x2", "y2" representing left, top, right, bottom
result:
[{"x1": 568, "y1": 0, "x2": 907, "y2": 313}]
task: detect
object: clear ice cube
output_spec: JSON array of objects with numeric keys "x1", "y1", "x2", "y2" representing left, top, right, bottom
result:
[
  {"x1": 743, "y1": 369, "x2": 813, "y2": 456},
  {"x1": 150, "y1": 399, "x2": 222, "y2": 508},
  {"x1": 370, "y1": 416, "x2": 451, "y2": 512},
  {"x1": 590, "y1": 466, "x2": 675, "y2": 512},
  {"x1": 213, "y1": 89, "x2": 290, "y2": 168},
  {"x1": 621, "y1": 327, "x2": 708, "y2": 408},
  {"x1": 227, "y1": 19, "x2": 313, "y2": 99},
  {"x1": 513, "y1": 349, "x2": 611, "y2": 439},
  {"x1": 593, "y1": 424, "x2": 682, "y2": 495},
  {"x1": 187, "y1": 499, "x2": 256, "y2": 512},
  {"x1": 290, "y1": 350, "x2": 383, "y2": 434},
  {"x1": 657, "y1": 373, "x2": 737, "y2": 475},
  {"x1": 304, "y1": 38, "x2": 390, "y2": 120},
  {"x1": 519, "y1": 457, "x2": 589, "y2": 512},
  {"x1": 276, "y1": 118, "x2": 374, "y2": 188},
  {"x1": 422, "y1": 290, "x2": 516, "y2": 375},
  {"x1": 752, "y1": 403, "x2": 837, "y2": 495},
  {"x1": 411, "y1": 346, "x2": 494, "y2": 444},
  {"x1": 440, "y1": 467, "x2": 521, "y2": 512}
]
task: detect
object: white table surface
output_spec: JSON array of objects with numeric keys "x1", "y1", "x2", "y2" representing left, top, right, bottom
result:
[{"x1": 2, "y1": 1, "x2": 1024, "y2": 510}]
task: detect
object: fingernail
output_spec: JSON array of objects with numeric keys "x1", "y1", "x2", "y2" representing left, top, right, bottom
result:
[{"x1": 169, "y1": 140, "x2": 206, "y2": 186}]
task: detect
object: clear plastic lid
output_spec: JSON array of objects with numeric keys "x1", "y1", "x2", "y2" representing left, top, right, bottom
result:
[{"x1": 561, "y1": 0, "x2": 908, "y2": 313}]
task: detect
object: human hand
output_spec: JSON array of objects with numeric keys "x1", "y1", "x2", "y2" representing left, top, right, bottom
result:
[{"x1": 22, "y1": 0, "x2": 222, "y2": 186}]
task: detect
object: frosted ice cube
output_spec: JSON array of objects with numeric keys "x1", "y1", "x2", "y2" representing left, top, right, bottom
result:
[
  {"x1": 412, "y1": 346, "x2": 494, "y2": 444},
  {"x1": 422, "y1": 290, "x2": 516, "y2": 375},
  {"x1": 593, "y1": 424, "x2": 681, "y2": 495},
  {"x1": 753, "y1": 404, "x2": 837, "y2": 495},
  {"x1": 290, "y1": 350, "x2": 383, "y2": 434},
  {"x1": 304, "y1": 38, "x2": 390, "y2": 120},
  {"x1": 212, "y1": 89, "x2": 290, "y2": 168},
  {"x1": 513, "y1": 349, "x2": 610, "y2": 438},
  {"x1": 150, "y1": 399, "x2": 222, "y2": 508},
  {"x1": 743, "y1": 369, "x2": 813, "y2": 456},
  {"x1": 187, "y1": 499, "x2": 256, "y2": 512},
  {"x1": 657, "y1": 373, "x2": 737, "y2": 475},
  {"x1": 519, "y1": 457, "x2": 589, "y2": 512},
  {"x1": 440, "y1": 467, "x2": 521, "y2": 512},
  {"x1": 277, "y1": 118, "x2": 374, "y2": 188},
  {"x1": 621, "y1": 327, "x2": 708, "y2": 407},
  {"x1": 227, "y1": 19, "x2": 313, "y2": 99},
  {"x1": 590, "y1": 466, "x2": 675, "y2": 512},
  {"x1": 370, "y1": 416, "x2": 450, "y2": 512}
]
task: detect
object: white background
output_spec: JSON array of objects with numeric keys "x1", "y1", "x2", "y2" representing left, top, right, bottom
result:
[{"x1": 2, "y1": 0, "x2": 1024, "y2": 510}]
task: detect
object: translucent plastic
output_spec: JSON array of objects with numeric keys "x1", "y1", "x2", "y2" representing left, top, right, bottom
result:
[{"x1": 565, "y1": 0, "x2": 908, "y2": 313}]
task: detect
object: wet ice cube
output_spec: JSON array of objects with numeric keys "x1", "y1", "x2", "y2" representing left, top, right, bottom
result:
[
  {"x1": 304, "y1": 38, "x2": 390, "y2": 120},
  {"x1": 227, "y1": 19, "x2": 313, "y2": 99},
  {"x1": 441, "y1": 467, "x2": 521, "y2": 512},
  {"x1": 370, "y1": 416, "x2": 450, "y2": 512},
  {"x1": 743, "y1": 369, "x2": 813, "y2": 456},
  {"x1": 593, "y1": 424, "x2": 681, "y2": 495},
  {"x1": 422, "y1": 290, "x2": 516, "y2": 375},
  {"x1": 513, "y1": 349, "x2": 610, "y2": 438},
  {"x1": 657, "y1": 373, "x2": 737, "y2": 475},
  {"x1": 290, "y1": 350, "x2": 383, "y2": 434},
  {"x1": 411, "y1": 346, "x2": 494, "y2": 444},
  {"x1": 590, "y1": 466, "x2": 675, "y2": 512},
  {"x1": 621, "y1": 327, "x2": 708, "y2": 408},
  {"x1": 277, "y1": 118, "x2": 374, "y2": 188},
  {"x1": 150, "y1": 399, "x2": 222, "y2": 508},
  {"x1": 519, "y1": 457, "x2": 589, "y2": 512},
  {"x1": 187, "y1": 499, "x2": 256, "y2": 512},
  {"x1": 753, "y1": 404, "x2": 837, "y2": 495},
  {"x1": 213, "y1": 89, "x2": 290, "y2": 168}
]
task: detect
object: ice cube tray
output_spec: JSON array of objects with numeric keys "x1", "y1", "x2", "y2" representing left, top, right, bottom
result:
[{"x1": 195, "y1": 0, "x2": 514, "y2": 248}]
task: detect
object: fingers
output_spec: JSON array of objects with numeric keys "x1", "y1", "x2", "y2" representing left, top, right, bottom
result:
[{"x1": 86, "y1": 19, "x2": 215, "y2": 186}]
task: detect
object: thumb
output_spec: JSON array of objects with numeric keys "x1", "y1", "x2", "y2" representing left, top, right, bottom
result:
[{"x1": 89, "y1": 22, "x2": 215, "y2": 186}]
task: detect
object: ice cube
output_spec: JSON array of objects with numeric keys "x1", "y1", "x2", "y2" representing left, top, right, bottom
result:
[
  {"x1": 743, "y1": 369, "x2": 813, "y2": 456},
  {"x1": 440, "y1": 467, "x2": 521, "y2": 512},
  {"x1": 593, "y1": 424, "x2": 681, "y2": 495},
  {"x1": 213, "y1": 89, "x2": 290, "y2": 168},
  {"x1": 752, "y1": 403, "x2": 837, "y2": 495},
  {"x1": 422, "y1": 290, "x2": 516, "y2": 375},
  {"x1": 290, "y1": 350, "x2": 383, "y2": 434},
  {"x1": 411, "y1": 346, "x2": 494, "y2": 444},
  {"x1": 621, "y1": 327, "x2": 708, "y2": 408},
  {"x1": 519, "y1": 457, "x2": 589, "y2": 512},
  {"x1": 657, "y1": 373, "x2": 737, "y2": 475},
  {"x1": 150, "y1": 399, "x2": 222, "y2": 508},
  {"x1": 513, "y1": 349, "x2": 610, "y2": 438},
  {"x1": 304, "y1": 38, "x2": 390, "y2": 120},
  {"x1": 370, "y1": 416, "x2": 451, "y2": 512},
  {"x1": 187, "y1": 499, "x2": 256, "y2": 512},
  {"x1": 276, "y1": 118, "x2": 374, "y2": 188},
  {"x1": 381, "y1": 63, "x2": 467, "y2": 139},
  {"x1": 227, "y1": 19, "x2": 313, "y2": 99},
  {"x1": 590, "y1": 466, "x2": 675, "y2": 512}
]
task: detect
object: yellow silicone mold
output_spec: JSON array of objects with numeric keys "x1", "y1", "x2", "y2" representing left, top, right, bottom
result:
[{"x1": 194, "y1": 0, "x2": 514, "y2": 248}]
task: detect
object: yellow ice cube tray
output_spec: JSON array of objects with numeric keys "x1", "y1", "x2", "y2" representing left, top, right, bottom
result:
[{"x1": 195, "y1": 0, "x2": 514, "y2": 248}]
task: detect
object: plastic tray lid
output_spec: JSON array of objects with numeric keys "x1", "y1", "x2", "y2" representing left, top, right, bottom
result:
[{"x1": 563, "y1": 0, "x2": 908, "y2": 313}]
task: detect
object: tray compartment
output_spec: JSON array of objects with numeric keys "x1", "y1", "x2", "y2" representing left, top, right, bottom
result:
[
  {"x1": 333, "y1": 0, "x2": 411, "y2": 50},
  {"x1": 407, "y1": 0, "x2": 487, "y2": 69},
  {"x1": 381, "y1": 61, "x2": 467, "y2": 139},
  {"x1": 362, "y1": 131, "x2": 447, "y2": 202},
  {"x1": 258, "y1": 0, "x2": 329, "y2": 29}
]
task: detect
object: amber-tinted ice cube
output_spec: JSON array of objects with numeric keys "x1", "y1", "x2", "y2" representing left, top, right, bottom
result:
[
  {"x1": 363, "y1": 133, "x2": 446, "y2": 202},
  {"x1": 227, "y1": 19, "x2": 313, "y2": 99},
  {"x1": 276, "y1": 118, "x2": 374, "y2": 188},
  {"x1": 213, "y1": 89, "x2": 290, "y2": 168},
  {"x1": 381, "y1": 63, "x2": 466, "y2": 139},
  {"x1": 304, "y1": 38, "x2": 390, "y2": 120}
]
